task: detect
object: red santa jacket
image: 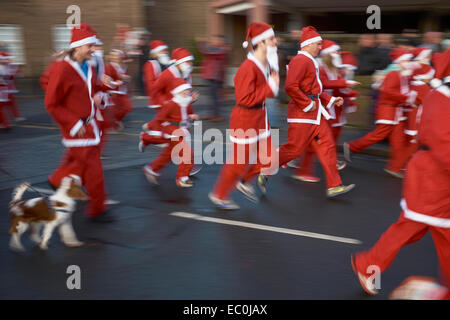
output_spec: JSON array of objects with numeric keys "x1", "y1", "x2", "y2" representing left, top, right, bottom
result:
[
  {"x1": 285, "y1": 51, "x2": 335, "y2": 126},
  {"x1": 319, "y1": 65, "x2": 352, "y2": 127},
  {"x1": 104, "y1": 63, "x2": 128, "y2": 95},
  {"x1": 152, "y1": 99, "x2": 194, "y2": 138},
  {"x1": 45, "y1": 56, "x2": 106, "y2": 147},
  {"x1": 401, "y1": 84, "x2": 450, "y2": 226},
  {"x1": 405, "y1": 80, "x2": 431, "y2": 137},
  {"x1": 229, "y1": 52, "x2": 277, "y2": 144},
  {"x1": 152, "y1": 65, "x2": 192, "y2": 109},
  {"x1": 143, "y1": 60, "x2": 165, "y2": 109},
  {"x1": 375, "y1": 70, "x2": 410, "y2": 125}
]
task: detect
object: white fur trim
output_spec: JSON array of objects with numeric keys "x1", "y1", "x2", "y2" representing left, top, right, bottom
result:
[
  {"x1": 430, "y1": 78, "x2": 442, "y2": 89},
  {"x1": 251, "y1": 28, "x2": 275, "y2": 46},
  {"x1": 145, "y1": 130, "x2": 163, "y2": 137},
  {"x1": 150, "y1": 45, "x2": 168, "y2": 54},
  {"x1": 326, "y1": 96, "x2": 336, "y2": 109},
  {"x1": 175, "y1": 56, "x2": 194, "y2": 65},
  {"x1": 444, "y1": 76, "x2": 450, "y2": 84},
  {"x1": 375, "y1": 119, "x2": 398, "y2": 125},
  {"x1": 436, "y1": 85, "x2": 450, "y2": 98},
  {"x1": 62, "y1": 119, "x2": 101, "y2": 147},
  {"x1": 229, "y1": 130, "x2": 270, "y2": 145},
  {"x1": 148, "y1": 105, "x2": 161, "y2": 109},
  {"x1": 320, "y1": 44, "x2": 340, "y2": 56},
  {"x1": 70, "y1": 120, "x2": 84, "y2": 137},
  {"x1": 301, "y1": 36, "x2": 322, "y2": 48},
  {"x1": 404, "y1": 130, "x2": 418, "y2": 136},
  {"x1": 268, "y1": 76, "x2": 279, "y2": 97},
  {"x1": 401, "y1": 199, "x2": 450, "y2": 228},
  {"x1": 414, "y1": 69, "x2": 435, "y2": 81},
  {"x1": 394, "y1": 53, "x2": 413, "y2": 63},
  {"x1": 70, "y1": 36, "x2": 98, "y2": 48},
  {"x1": 170, "y1": 83, "x2": 192, "y2": 95},
  {"x1": 414, "y1": 49, "x2": 431, "y2": 61},
  {"x1": 303, "y1": 100, "x2": 315, "y2": 112}
]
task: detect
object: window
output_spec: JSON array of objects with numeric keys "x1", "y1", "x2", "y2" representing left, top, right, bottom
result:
[
  {"x1": 0, "y1": 24, "x2": 26, "y2": 64},
  {"x1": 52, "y1": 24, "x2": 72, "y2": 52}
]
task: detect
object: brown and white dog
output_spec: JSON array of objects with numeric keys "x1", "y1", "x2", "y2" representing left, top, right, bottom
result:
[{"x1": 9, "y1": 175, "x2": 87, "y2": 251}]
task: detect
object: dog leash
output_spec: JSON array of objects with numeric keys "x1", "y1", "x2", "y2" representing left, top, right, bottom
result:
[{"x1": 0, "y1": 166, "x2": 50, "y2": 198}]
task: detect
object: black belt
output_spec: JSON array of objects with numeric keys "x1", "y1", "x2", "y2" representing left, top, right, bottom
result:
[
  {"x1": 306, "y1": 94, "x2": 320, "y2": 100},
  {"x1": 419, "y1": 145, "x2": 430, "y2": 151},
  {"x1": 238, "y1": 104, "x2": 264, "y2": 109}
]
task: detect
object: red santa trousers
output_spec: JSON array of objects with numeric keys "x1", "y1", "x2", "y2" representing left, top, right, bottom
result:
[
  {"x1": 278, "y1": 122, "x2": 342, "y2": 189},
  {"x1": 148, "y1": 136, "x2": 194, "y2": 179},
  {"x1": 348, "y1": 122, "x2": 409, "y2": 173},
  {"x1": 353, "y1": 211, "x2": 450, "y2": 287},
  {"x1": 212, "y1": 136, "x2": 274, "y2": 200},
  {"x1": 0, "y1": 102, "x2": 11, "y2": 128},
  {"x1": 294, "y1": 124, "x2": 343, "y2": 177},
  {"x1": 49, "y1": 146, "x2": 106, "y2": 217},
  {"x1": 112, "y1": 94, "x2": 133, "y2": 122}
]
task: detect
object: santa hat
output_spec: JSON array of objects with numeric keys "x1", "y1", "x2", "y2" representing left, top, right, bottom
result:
[
  {"x1": 149, "y1": 40, "x2": 168, "y2": 54},
  {"x1": 389, "y1": 48, "x2": 413, "y2": 63},
  {"x1": 170, "y1": 78, "x2": 192, "y2": 96},
  {"x1": 339, "y1": 51, "x2": 358, "y2": 70},
  {"x1": 171, "y1": 48, "x2": 194, "y2": 65},
  {"x1": 242, "y1": 22, "x2": 274, "y2": 49},
  {"x1": 299, "y1": 26, "x2": 322, "y2": 48},
  {"x1": 412, "y1": 47, "x2": 431, "y2": 61},
  {"x1": 320, "y1": 40, "x2": 340, "y2": 56},
  {"x1": 95, "y1": 38, "x2": 103, "y2": 46},
  {"x1": 70, "y1": 23, "x2": 97, "y2": 49},
  {"x1": 0, "y1": 52, "x2": 14, "y2": 60},
  {"x1": 412, "y1": 64, "x2": 435, "y2": 81}
]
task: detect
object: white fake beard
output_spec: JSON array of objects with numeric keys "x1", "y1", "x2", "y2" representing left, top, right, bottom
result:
[
  {"x1": 94, "y1": 50, "x2": 104, "y2": 58},
  {"x1": 267, "y1": 46, "x2": 279, "y2": 73},
  {"x1": 179, "y1": 63, "x2": 193, "y2": 79},
  {"x1": 173, "y1": 94, "x2": 192, "y2": 108},
  {"x1": 331, "y1": 53, "x2": 342, "y2": 68},
  {"x1": 157, "y1": 53, "x2": 170, "y2": 65}
]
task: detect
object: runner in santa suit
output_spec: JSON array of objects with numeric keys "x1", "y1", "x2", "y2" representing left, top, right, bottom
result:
[
  {"x1": 208, "y1": 22, "x2": 280, "y2": 209},
  {"x1": 142, "y1": 40, "x2": 172, "y2": 112},
  {"x1": 343, "y1": 49, "x2": 418, "y2": 179},
  {"x1": 2, "y1": 53, "x2": 25, "y2": 122},
  {"x1": 400, "y1": 61, "x2": 434, "y2": 169},
  {"x1": 45, "y1": 23, "x2": 112, "y2": 221},
  {"x1": 293, "y1": 41, "x2": 360, "y2": 183},
  {"x1": 257, "y1": 26, "x2": 355, "y2": 199},
  {"x1": 105, "y1": 49, "x2": 133, "y2": 130},
  {"x1": 142, "y1": 78, "x2": 200, "y2": 187},
  {"x1": 139, "y1": 48, "x2": 198, "y2": 155},
  {"x1": 351, "y1": 51, "x2": 450, "y2": 296}
]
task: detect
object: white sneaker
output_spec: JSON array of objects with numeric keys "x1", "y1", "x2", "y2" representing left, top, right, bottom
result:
[
  {"x1": 189, "y1": 166, "x2": 202, "y2": 176},
  {"x1": 176, "y1": 177, "x2": 194, "y2": 188},
  {"x1": 143, "y1": 165, "x2": 159, "y2": 185},
  {"x1": 208, "y1": 193, "x2": 240, "y2": 210},
  {"x1": 383, "y1": 168, "x2": 404, "y2": 179},
  {"x1": 138, "y1": 141, "x2": 146, "y2": 153},
  {"x1": 236, "y1": 181, "x2": 258, "y2": 203}
]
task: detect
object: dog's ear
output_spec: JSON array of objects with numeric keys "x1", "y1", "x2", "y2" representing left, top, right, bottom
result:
[{"x1": 67, "y1": 179, "x2": 88, "y2": 200}]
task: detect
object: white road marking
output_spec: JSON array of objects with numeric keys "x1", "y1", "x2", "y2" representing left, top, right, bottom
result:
[{"x1": 170, "y1": 212, "x2": 362, "y2": 245}]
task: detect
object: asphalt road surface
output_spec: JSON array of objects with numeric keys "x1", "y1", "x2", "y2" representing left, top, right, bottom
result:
[{"x1": 0, "y1": 96, "x2": 440, "y2": 300}]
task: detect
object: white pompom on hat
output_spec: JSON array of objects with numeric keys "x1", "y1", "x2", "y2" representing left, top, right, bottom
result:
[{"x1": 242, "y1": 22, "x2": 274, "y2": 49}]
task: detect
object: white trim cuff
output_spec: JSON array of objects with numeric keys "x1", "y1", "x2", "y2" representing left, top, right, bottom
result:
[{"x1": 70, "y1": 120, "x2": 84, "y2": 137}]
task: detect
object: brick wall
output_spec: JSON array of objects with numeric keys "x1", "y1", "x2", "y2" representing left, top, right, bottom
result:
[{"x1": 0, "y1": 0, "x2": 145, "y2": 79}]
